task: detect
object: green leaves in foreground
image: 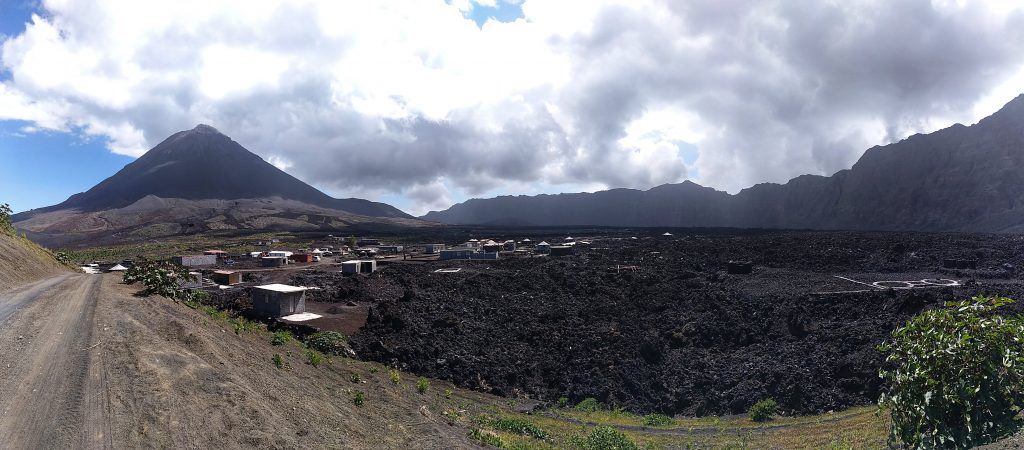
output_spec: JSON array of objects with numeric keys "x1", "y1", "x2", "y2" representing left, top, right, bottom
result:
[{"x1": 878, "y1": 295, "x2": 1024, "y2": 449}]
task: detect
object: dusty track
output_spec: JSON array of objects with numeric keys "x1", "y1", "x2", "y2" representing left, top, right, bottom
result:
[{"x1": 0, "y1": 273, "x2": 109, "y2": 448}]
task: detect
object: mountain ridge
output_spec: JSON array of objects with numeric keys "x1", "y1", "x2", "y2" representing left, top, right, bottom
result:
[{"x1": 423, "y1": 94, "x2": 1024, "y2": 232}]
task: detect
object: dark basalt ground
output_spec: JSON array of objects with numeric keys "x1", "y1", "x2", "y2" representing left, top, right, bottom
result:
[{"x1": 335, "y1": 230, "x2": 1024, "y2": 416}]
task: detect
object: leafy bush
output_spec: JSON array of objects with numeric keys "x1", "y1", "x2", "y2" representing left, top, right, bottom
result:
[
  {"x1": 350, "y1": 373, "x2": 362, "y2": 383},
  {"x1": 272, "y1": 354, "x2": 284, "y2": 369},
  {"x1": 389, "y1": 369, "x2": 401, "y2": 384},
  {"x1": 123, "y1": 257, "x2": 198, "y2": 300},
  {"x1": 53, "y1": 251, "x2": 70, "y2": 265},
  {"x1": 486, "y1": 416, "x2": 548, "y2": 439},
  {"x1": 558, "y1": 397, "x2": 570, "y2": 408},
  {"x1": 642, "y1": 413, "x2": 674, "y2": 427},
  {"x1": 229, "y1": 317, "x2": 259, "y2": 334},
  {"x1": 445, "y1": 389, "x2": 453, "y2": 399},
  {"x1": 0, "y1": 203, "x2": 14, "y2": 236},
  {"x1": 575, "y1": 397, "x2": 602, "y2": 413},
  {"x1": 305, "y1": 349, "x2": 327, "y2": 367},
  {"x1": 569, "y1": 425, "x2": 638, "y2": 450},
  {"x1": 878, "y1": 296, "x2": 1024, "y2": 448},
  {"x1": 748, "y1": 398, "x2": 777, "y2": 422},
  {"x1": 305, "y1": 331, "x2": 348, "y2": 355},
  {"x1": 417, "y1": 377, "x2": 430, "y2": 394},
  {"x1": 271, "y1": 330, "x2": 293, "y2": 346},
  {"x1": 353, "y1": 391, "x2": 365, "y2": 407}
]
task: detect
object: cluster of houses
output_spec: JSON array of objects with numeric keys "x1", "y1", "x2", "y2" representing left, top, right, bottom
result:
[{"x1": 436, "y1": 236, "x2": 581, "y2": 260}]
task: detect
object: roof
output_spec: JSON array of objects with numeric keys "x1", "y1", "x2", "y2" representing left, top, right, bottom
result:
[
  {"x1": 538, "y1": 241, "x2": 550, "y2": 245},
  {"x1": 204, "y1": 250, "x2": 227, "y2": 254},
  {"x1": 213, "y1": 270, "x2": 236, "y2": 275},
  {"x1": 108, "y1": 264, "x2": 128, "y2": 271},
  {"x1": 662, "y1": 232, "x2": 673, "y2": 236},
  {"x1": 254, "y1": 284, "x2": 307, "y2": 293}
]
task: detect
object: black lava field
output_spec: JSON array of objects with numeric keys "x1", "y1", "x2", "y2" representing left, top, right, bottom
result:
[{"x1": 343, "y1": 231, "x2": 1024, "y2": 416}]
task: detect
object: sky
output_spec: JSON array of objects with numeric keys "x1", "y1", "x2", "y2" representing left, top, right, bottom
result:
[{"x1": 1, "y1": 1, "x2": 1024, "y2": 216}]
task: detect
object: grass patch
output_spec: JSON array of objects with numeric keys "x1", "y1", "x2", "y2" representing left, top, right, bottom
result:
[
  {"x1": 272, "y1": 353, "x2": 285, "y2": 369},
  {"x1": 229, "y1": 316, "x2": 259, "y2": 334},
  {"x1": 271, "y1": 330, "x2": 293, "y2": 346},
  {"x1": 568, "y1": 425, "x2": 638, "y2": 450},
  {"x1": 305, "y1": 331, "x2": 348, "y2": 355},
  {"x1": 468, "y1": 428, "x2": 506, "y2": 447},
  {"x1": 575, "y1": 398, "x2": 602, "y2": 413},
  {"x1": 353, "y1": 391, "x2": 365, "y2": 407},
  {"x1": 305, "y1": 349, "x2": 327, "y2": 367},
  {"x1": 389, "y1": 369, "x2": 401, "y2": 384},
  {"x1": 484, "y1": 416, "x2": 548, "y2": 440},
  {"x1": 416, "y1": 377, "x2": 429, "y2": 394},
  {"x1": 641, "y1": 413, "x2": 673, "y2": 427}
]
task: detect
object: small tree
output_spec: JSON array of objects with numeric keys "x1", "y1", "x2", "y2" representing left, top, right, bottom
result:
[
  {"x1": 0, "y1": 203, "x2": 14, "y2": 236},
  {"x1": 879, "y1": 296, "x2": 1024, "y2": 448},
  {"x1": 123, "y1": 257, "x2": 197, "y2": 300},
  {"x1": 748, "y1": 398, "x2": 777, "y2": 422}
]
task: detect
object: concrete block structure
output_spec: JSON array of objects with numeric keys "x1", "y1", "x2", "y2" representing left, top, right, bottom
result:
[
  {"x1": 212, "y1": 270, "x2": 241, "y2": 285},
  {"x1": 173, "y1": 255, "x2": 217, "y2": 267},
  {"x1": 261, "y1": 256, "x2": 286, "y2": 268},
  {"x1": 251, "y1": 284, "x2": 307, "y2": 317},
  {"x1": 341, "y1": 260, "x2": 377, "y2": 274}
]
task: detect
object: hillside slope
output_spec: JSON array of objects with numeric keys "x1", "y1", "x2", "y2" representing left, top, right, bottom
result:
[
  {"x1": 424, "y1": 94, "x2": 1024, "y2": 232},
  {"x1": 0, "y1": 233, "x2": 65, "y2": 291},
  {"x1": 0, "y1": 273, "x2": 489, "y2": 448}
]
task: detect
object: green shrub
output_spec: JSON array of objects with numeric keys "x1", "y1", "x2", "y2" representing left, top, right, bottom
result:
[
  {"x1": 53, "y1": 251, "x2": 70, "y2": 265},
  {"x1": 879, "y1": 296, "x2": 1024, "y2": 448},
  {"x1": 353, "y1": 391, "x2": 365, "y2": 407},
  {"x1": 389, "y1": 369, "x2": 401, "y2": 384},
  {"x1": 569, "y1": 425, "x2": 638, "y2": 450},
  {"x1": 305, "y1": 331, "x2": 348, "y2": 355},
  {"x1": 305, "y1": 349, "x2": 327, "y2": 367},
  {"x1": 468, "y1": 429, "x2": 506, "y2": 447},
  {"x1": 575, "y1": 397, "x2": 602, "y2": 413},
  {"x1": 486, "y1": 416, "x2": 548, "y2": 439},
  {"x1": 0, "y1": 203, "x2": 14, "y2": 236},
  {"x1": 229, "y1": 317, "x2": 259, "y2": 334},
  {"x1": 748, "y1": 398, "x2": 777, "y2": 422},
  {"x1": 557, "y1": 397, "x2": 570, "y2": 408},
  {"x1": 122, "y1": 257, "x2": 198, "y2": 300},
  {"x1": 642, "y1": 413, "x2": 673, "y2": 427},
  {"x1": 445, "y1": 389, "x2": 453, "y2": 399},
  {"x1": 272, "y1": 354, "x2": 284, "y2": 369},
  {"x1": 350, "y1": 373, "x2": 362, "y2": 383},
  {"x1": 416, "y1": 377, "x2": 430, "y2": 394},
  {"x1": 271, "y1": 330, "x2": 293, "y2": 346}
]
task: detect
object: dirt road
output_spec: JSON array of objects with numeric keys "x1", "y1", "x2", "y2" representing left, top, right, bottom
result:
[{"x1": 0, "y1": 273, "x2": 112, "y2": 448}]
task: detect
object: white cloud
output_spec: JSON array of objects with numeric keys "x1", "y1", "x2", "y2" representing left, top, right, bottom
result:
[{"x1": 1, "y1": 0, "x2": 1023, "y2": 212}]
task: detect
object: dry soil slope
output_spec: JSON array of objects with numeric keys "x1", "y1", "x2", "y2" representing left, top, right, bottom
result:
[
  {"x1": 0, "y1": 233, "x2": 65, "y2": 291},
  {"x1": 90, "y1": 274, "x2": 479, "y2": 449}
]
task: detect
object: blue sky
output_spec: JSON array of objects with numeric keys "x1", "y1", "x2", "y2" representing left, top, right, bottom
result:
[
  {"x1": 0, "y1": 0, "x2": 528, "y2": 214},
  {"x1": 0, "y1": 3, "x2": 130, "y2": 214}
]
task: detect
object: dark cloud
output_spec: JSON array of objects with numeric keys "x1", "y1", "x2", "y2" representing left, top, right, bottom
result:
[{"x1": 2, "y1": 0, "x2": 1023, "y2": 213}]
